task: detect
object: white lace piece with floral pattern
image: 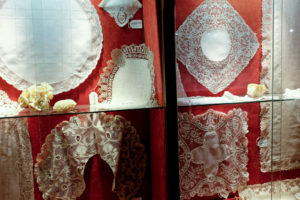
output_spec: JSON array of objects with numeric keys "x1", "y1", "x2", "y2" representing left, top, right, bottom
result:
[
  {"x1": 239, "y1": 178, "x2": 300, "y2": 200},
  {"x1": 98, "y1": 44, "x2": 158, "y2": 109},
  {"x1": 0, "y1": 0, "x2": 103, "y2": 94},
  {"x1": 178, "y1": 108, "x2": 249, "y2": 199},
  {"x1": 0, "y1": 90, "x2": 34, "y2": 200},
  {"x1": 35, "y1": 113, "x2": 146, "y2": 200},
  {"x1": 99, "y1": 0, "x2": 142, "y2": 27},
  {"x1": 175, "y1": 0, "x2": 259, "y2": 94}
]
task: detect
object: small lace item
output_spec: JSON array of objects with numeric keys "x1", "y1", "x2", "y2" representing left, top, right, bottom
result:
[
  {"x1": 98, "y1": 44, "x2": 158, "y2": 109},
  {"x1": 0, "y1": 0, "x2": 103, "y2": 94},
  {"x1": 239, "y1": 178, "x2": 300, "y2": 200},
  {"x1": 0, "y1": 90, "x2": 34, "y2": 200},
  {"x1": 176, "y1": 0, "x2": 259, "y2": 94},
  {"x1": 35, "y1": 113, "x2": 146, "y2": 200},
  {"x1": 178, "y1": 108, "x2": 249, "y2": 199},
  {"x1": 99, "y1": 0, "x2": 142, "y2": 27}
]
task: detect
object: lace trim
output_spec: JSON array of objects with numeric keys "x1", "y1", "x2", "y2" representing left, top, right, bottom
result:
[
  {"x1": 99, "y1": 0, "x2": 142, "y2": 27},
  {"x1": 176, "y1": 63, "x2": 187, "y2": 98},
  {"x1": 178, "y1": 108, "x2": 249, "y2": 199},
  {"x1": 259, "y1": 0, "x2": 272, "y2": 173},
  {"x1": 239, "y1": 178, "x2": 300, "y2": 200},
  {"x1": 175, "y1": 0, "x2": 259, "y2": 94},
  {"x1": 0, "y1": 118, "x2": 34, "y2": 199},
  {"x1": 258, "y1": 0, "x2": 300, "y2": 172},
  {"x1": 0, "y1": 0, "x2": 103, "y2": 95},
  {"x1": 35, "y1": 113, "x2": 146, "y2": 200},
  {"x1": 98, "y1": 43, "x2": 158, "y2": 107},
  {"x1": 0, "y1": 90, "x2": 21, "y2": 117}
]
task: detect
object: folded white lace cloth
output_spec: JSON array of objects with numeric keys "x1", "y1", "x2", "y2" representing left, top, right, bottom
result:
[
  {"x1": 0, "y1": 90, "x2": 34, "y2": 200},
  {"x1": 0, "y1": 0, "x2": 103, "y2": 94},
  {"x1": 239, "y1": 178, "x2": 300, "y2": 200},
  {"x1": 35, "y1": 113, "x2": 146, "y2": 200},
  {"x1": 99, "y1": 0, "x2": 142, "y2": 27},
  {"x1": 98, "y1": 44, "x2": 158, "y2": 109},
  {"x1": 176, "y1": 0, "x2": 259, "y2": 94},
  {"x1": 178, "y1": 108, "x2": 249, "y2": 199}
]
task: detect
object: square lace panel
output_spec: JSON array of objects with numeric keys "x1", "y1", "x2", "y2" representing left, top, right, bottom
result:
[
  {"x1": 176, "y1": 0, "x2": 259, "y2": 94},
  {"x1": 178, "y1": 108, "x2": 249, "y2": 199}
]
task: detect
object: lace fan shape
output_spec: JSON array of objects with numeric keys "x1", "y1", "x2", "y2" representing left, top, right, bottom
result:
[
  {"x1": 0, "y1": 90, "x2": 34, "y2": 200},
  {"x1": 175, "y1": 0, "x2": 259, "y2": 94},
  {"x1": 98, "y1": 43, "x2": 158, "y2": 109},
  {"x1": 99, "y1": 0, "x2": 142, "y2": 27},
  {"x1": 178, "y1": 108, "x2": 249, "y2": 199},
  {"x1": 35, "y1": 113, "x2": 146, "y2": 200}
]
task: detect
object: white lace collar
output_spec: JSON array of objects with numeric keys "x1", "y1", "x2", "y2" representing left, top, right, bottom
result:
[
  {"x1": 98, "y1": 43, "x2": 158, "y2": 109},
  {"x1": 35, "y1": 113, "x2": 146, "y2": 200}
]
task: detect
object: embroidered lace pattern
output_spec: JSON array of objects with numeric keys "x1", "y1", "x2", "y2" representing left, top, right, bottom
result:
[
  {"x1": 35, "y1": 113, "x2": 146, "y2": 200},
  {"x1": 99, "y1": 0, "x2": 142, "y2": 27},
  {"x1": 178, "y1": 108, "x2": 249, "y2": 199},
  {"x1": 98, "y1": 43, "x2": 158, "y2": 107},
  {"x1": 0, "y1": 90, "x2": 34, "y2": 200},
  {"x1": 239, "y1": 178, "x2": 300, "y2": 200},
  {"x1": 0, "y1": 0, "x2": 103, "y2": 94},
  {"x1": 175, "y1": 0, "x2": 259, "y2": 94}
]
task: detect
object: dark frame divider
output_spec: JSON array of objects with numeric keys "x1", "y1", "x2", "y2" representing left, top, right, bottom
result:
[{"x1": 162, "y1": 0, "x2": 180, "y2": 199}]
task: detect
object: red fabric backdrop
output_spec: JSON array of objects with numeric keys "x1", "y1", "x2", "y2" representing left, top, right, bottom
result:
[{"x1": 0, "y1": 0, "x2": 166, "y2": 199}]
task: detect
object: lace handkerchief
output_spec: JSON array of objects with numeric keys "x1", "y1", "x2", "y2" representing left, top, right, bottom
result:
[
  {"x1": 99, "y1": 0, "x2": 142, "y2": 27},
  {"x1": 178, "y1": 108, "x2": 249, "y2": 199},
  {"x1": 0, "y1": 91, "x2": 34, "y2": 200},
  {"x1": 239, "y1": 178, "x2": 300, "y2": 200},
  {"x1": 35, "y1": 113, "x2": 146, "y2": 200},
  {"x1": 98, "y1": 44, "x2": 158, "y2": 109},
  {"x1": 0, "y1": 0, "x2": 103, "y2": 94},
  {"x1": 176, "y1": 0, "x2": 259, "y2": 94}
]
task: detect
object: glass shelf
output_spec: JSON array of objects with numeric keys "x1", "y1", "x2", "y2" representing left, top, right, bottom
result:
[
  {"x1": 177, "y1": 93, "x2": 300, "y2": 107},
  {"x1": 0, "y1": 104, "x2": 164, "y2": 119}
]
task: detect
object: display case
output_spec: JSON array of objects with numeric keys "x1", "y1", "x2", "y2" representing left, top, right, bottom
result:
[
  {"x1": 0, "y1": 0, "x2": 168, "y2": 199},
  {"x1": 172, "y1": 0, "x2": 300, "y2": 199}
]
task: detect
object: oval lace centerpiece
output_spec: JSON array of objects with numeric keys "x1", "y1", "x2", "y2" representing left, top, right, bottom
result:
[
  {"x1": 201, "y1": 29, "x2": 231, "y2": 62},
  {"x1": 0, "y1": 0, "x2": 103, "y2": 94}
]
